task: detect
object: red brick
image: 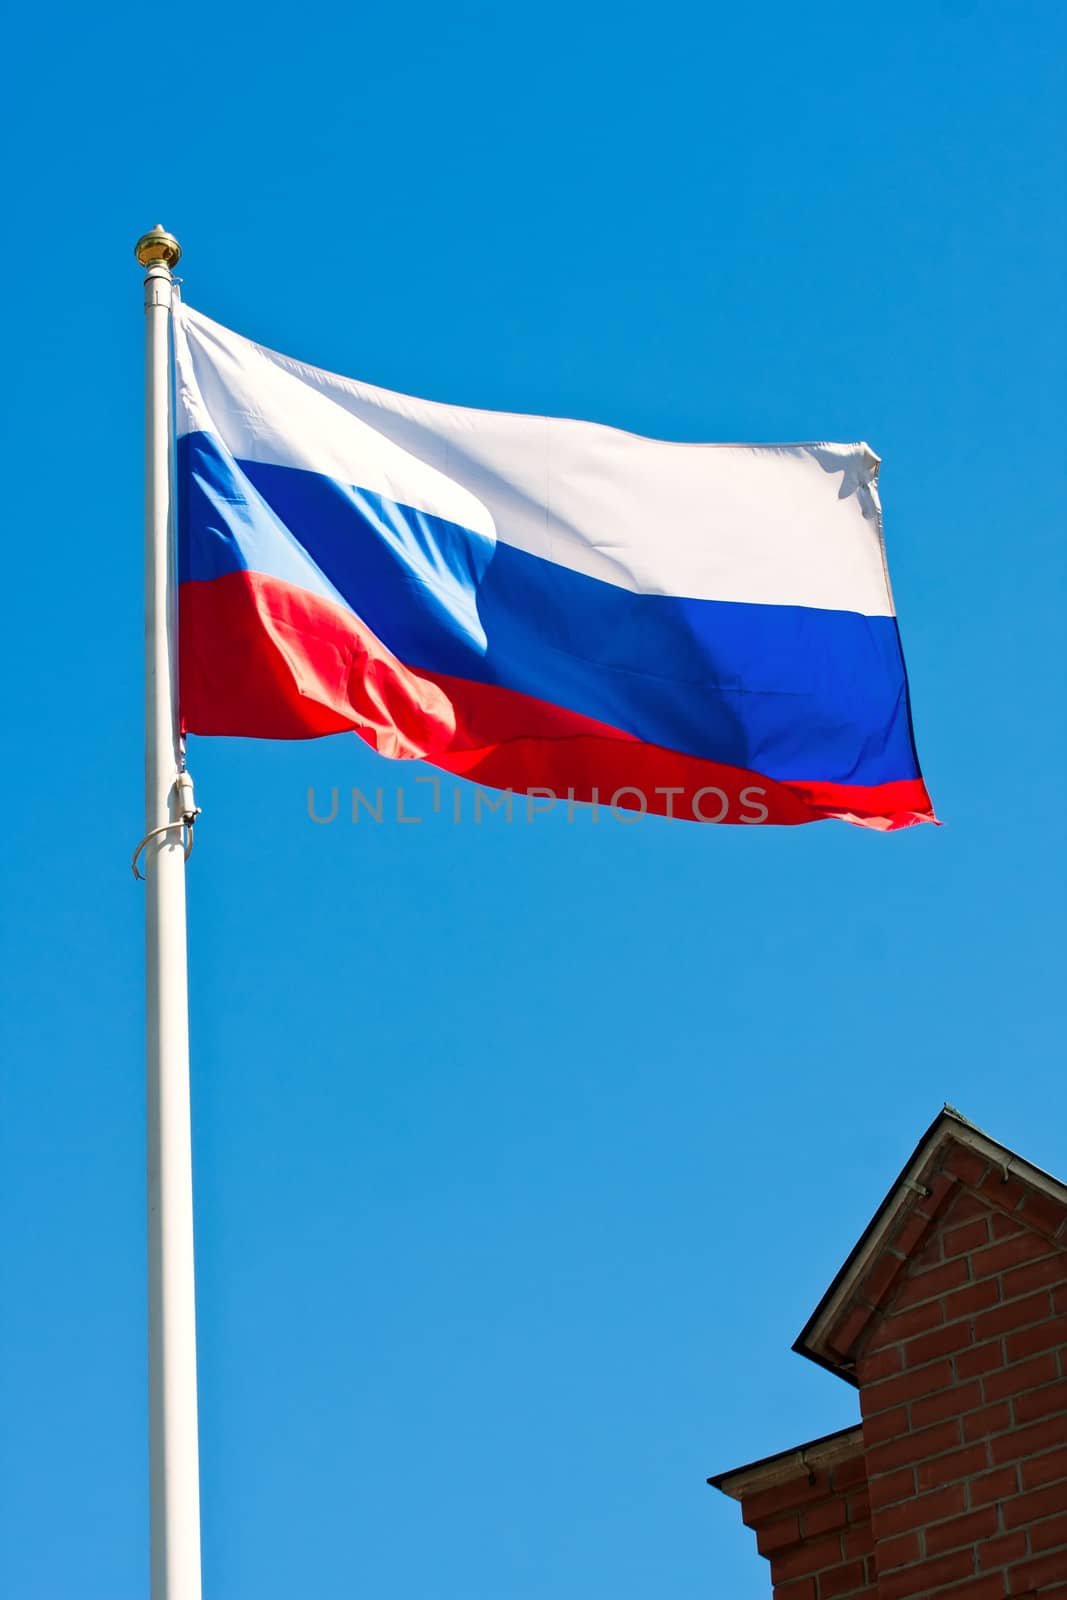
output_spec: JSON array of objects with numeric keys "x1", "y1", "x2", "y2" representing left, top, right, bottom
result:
[
  {"x1": 957, "y1": 1340, "x2": 1007, "y2": 1380},
  {"x1": 920, "y1": 1173, "x2": 953, "y2": 1214},
  {"x1": 977, "y1": 1170, "x2": 1029, "y2": 1214},
  {"x1": 1030, "y1": 1508, "x2": 1067, "y2": 1551},
  {"x1": 862, "y1": 1359, "x2": 953, "y2": 1415},
  {"x1": 969, "y1": 1463, "x2": 1019, "y2": 1506},
  {"x1": 962, "y1": 1400, "x2": 1013, "y2": 1442},
  {"x1": 756, "y1": 1512, "x2": 801, "y2": 1555},
  {"x1": 924, "y1": 1503, "x2": 998, "y2": 1555},
  {"x1": 943, "y1": 1277, "x2": 1001, "y2": 1323},
  {"x1": 916, "y1": 1442, "x2": 989, "y2": 1492},
  {"x1": 1003, "y1": 1252, "x2": 1067, "y2": 1299},
  {"x1": 877, "y1": 1529, "x2": 921, "y2": 1570},
  {"x1": 801, "y1": 1497, "x2": 847, "y2": 1538},
  {"x1": 858, "y1": 1343, "x2": 903, "y2": 1384},
  {"x1": 828, "y1": 1303, "x2": 874, "y2": 1359},
  {"x1": 1021, "y1": 1444, "x2": 1067, "y2": 1489},
  {"x1": 1007, "y1": 1550, "x2": 1067, "y2": 1593},
  {"x1": 904, "y1": 1320, "x2": 973, "y2": 1368},
  {"x1": 944, "y1": 1216, "x2": 991, "y2": 1257},
  {"x1": 878, "y1": 1547, "x2": 975, "y2": 1600},
  {"x1": 1020, "y1": 1189, "x2": 1067, "y2": 1237},
  {"x1": 860, "y1": 1249, "x2": 907, "y2": 1306},
  {"x1": 876, "y1": 1299, "x2": 953, "y2": 1350},
  {"x1": 848, "y1": 1490, "x2": 870, "y2": 1521},
  {"x1": 945, "y1": 1145, "x2": 990, "y2": 1186},
  {"x1": 902, "y1": 1222, "x2": 940, "y2": 1273},
  {"x1": 948, "y1": 1188, "x2": 995, "y2": 1223},
  {"x1": 932, "y1": 1577, "x2": 1006, "y2": 1600},
  {"x1": 991, "y1": 1415, "x2": 1067, "y2": 1464},
  {"x1": 818, "y1": 1560, "x2": 869, "y2": 1598},
  {"x1": 831, "y1": 1455, "x2": 867, "y2": 1492},
  {"x1": 773, "y1": 1579, "x2": 816, "y2": 1600},
  {"x1": 1014, "y1": 1375, "x2": 1067, "y2": 1424},
  {"x1": 983, "y1": 1352, "x2": 1060, "y2": 1402},
  {"x1": 895, "y1": 1258, "x2": 973, "y2": 1314},
  {"x1": 972, "y1": 1231, "x2": 1055, "y2": 1279},
  {"x1": 990, "y1": 1210, "x2": 1026, "y2": 1240},
  {"x1": 866, "y1": 1420, "x2": 961, "y2": 1478},
  {"x1": 1003, "y1": 1479, "x2": 1067, "y2": 1526},
  {"x1": 911, "y1": 1380, "x2": 983, "y2": 1429},
  {"x1": 1005, "y1": 1319, "x2": 1067, "y2": 1363},
  {"x1": 975, "y1": 1291, "x2": 1052, "y2": 1341},
  {"x1": 893, "y1": 1208, "x2": 935, "y2": 1257},
  {"x1": 842, "y1": 1523, "x2": 874, "y2": 1559},
  {"x1": 862, "y1": 1405, "x2": 909, "y2": 1447},
  {"x1": 866, "y1": 1466, "x2": 916, "y2": 1510},
  {"x1": 770, "y1": 1531, "x2": 845, "y2": 1582},
  {"x1": 868, "y1": 1296, "x2": 945, "y2": 1350},
  {"x1": 742, "y1": 1473, "x2": 831, "y2": 1524},
  {"x1": 921, "y1": 1169, "x2": 960, "y2": 1214},
  {"x1": 872, "y1": 1482, "x2": 966, "y2": 1537},
  {"x1": 977, "y1": 1528, "x2": 1028, "y2": 1567}
]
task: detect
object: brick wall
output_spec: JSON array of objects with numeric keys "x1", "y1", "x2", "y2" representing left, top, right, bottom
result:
[
  {"x1": 717, "y1": 1121, "x2": 1067, "y2": 1599},
  {"x1": 854, "y1": 1140, "x2": 1067, "y2": 1598},
  {"x1": 738, "y1": 1444, "x2": 876, "y2": 1599}
]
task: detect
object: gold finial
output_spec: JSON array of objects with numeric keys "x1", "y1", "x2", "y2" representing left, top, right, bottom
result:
[{"x1": 134, "y1": 224, "x2": 182, "y2": 271}]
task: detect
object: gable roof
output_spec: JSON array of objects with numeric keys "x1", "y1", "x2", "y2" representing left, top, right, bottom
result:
[{"x1": 793, "y1": 1105, "x2": 1067, "y2": 1386}]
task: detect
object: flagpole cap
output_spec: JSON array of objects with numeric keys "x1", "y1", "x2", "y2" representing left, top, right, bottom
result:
[{"x1": 134, "y1": 225, "x2": 182, "y2": 271}]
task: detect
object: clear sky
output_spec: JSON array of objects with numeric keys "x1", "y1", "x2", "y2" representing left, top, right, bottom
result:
[{"x1": 2, "y1": 2, "x2": 1065, "y2": 1596}]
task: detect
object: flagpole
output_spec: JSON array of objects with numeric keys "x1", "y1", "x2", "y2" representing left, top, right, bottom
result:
[{"x1": 135, "y1": 224, "x2": 202, "y2": 1600}]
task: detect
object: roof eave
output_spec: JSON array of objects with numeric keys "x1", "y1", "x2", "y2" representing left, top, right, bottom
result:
[
  {"x1": 793, "y1": 1107, "x2": 1067, "y2": 1381},
  {"x1": 709, "y1": 1424, "x2": 864, "y2": 1500}
]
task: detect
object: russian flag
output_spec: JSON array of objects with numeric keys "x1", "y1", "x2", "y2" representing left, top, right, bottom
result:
[{"x1": 174, "y1": 303, "x2": 934, "y2": 829}]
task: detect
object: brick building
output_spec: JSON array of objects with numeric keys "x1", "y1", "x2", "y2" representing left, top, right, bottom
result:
[{"x1": 710, "y1": 1108, "x2": 1067, "y2": 1598}]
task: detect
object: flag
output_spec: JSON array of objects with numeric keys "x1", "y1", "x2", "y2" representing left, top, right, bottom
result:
[{"x1": 174, "y1": 303, "x2": 934, "y2": 829}]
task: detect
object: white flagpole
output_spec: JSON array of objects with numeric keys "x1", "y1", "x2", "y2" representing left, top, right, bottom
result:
[{"x1": 134, "y1": 225, "x2": 202, "y2": 1600}]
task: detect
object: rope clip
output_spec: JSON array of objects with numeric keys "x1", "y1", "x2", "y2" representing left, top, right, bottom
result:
[{"x1": 132, "y1": 771, "x2": 202, "y2": 881}]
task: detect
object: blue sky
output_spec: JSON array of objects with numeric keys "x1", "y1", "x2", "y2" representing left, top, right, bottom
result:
[{"x1": 2, "y1": 2, "x2": 1065, "y2": 1595}]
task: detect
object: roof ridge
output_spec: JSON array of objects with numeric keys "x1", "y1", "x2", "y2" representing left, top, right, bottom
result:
[{"x1": 791, "y1": 1108, "x2": 1067, "y2": 1385}]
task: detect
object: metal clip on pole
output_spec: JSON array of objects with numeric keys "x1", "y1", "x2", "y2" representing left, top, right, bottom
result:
[{"x1": 131, "y1": 770, "x2": 202, "y2": 881}]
